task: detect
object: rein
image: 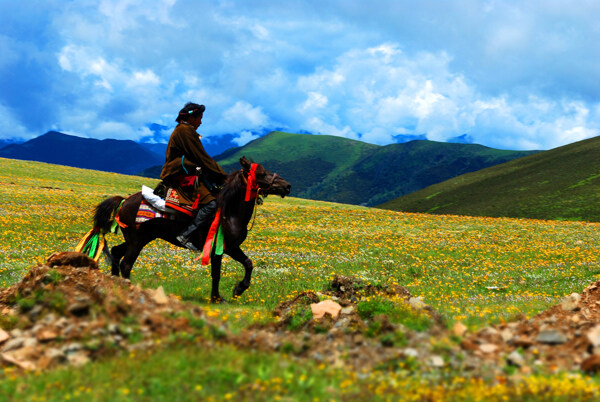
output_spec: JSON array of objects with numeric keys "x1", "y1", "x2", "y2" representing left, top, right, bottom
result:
[
  {"x1": 239, "y1": 164, "x2": 278, "y2": 231},
  {"x1": 247, "y1": 188, "x2": 261, "y2": 231},
  {"x1": 240, "y1": 167, "x2": 262, "y2": 231}
]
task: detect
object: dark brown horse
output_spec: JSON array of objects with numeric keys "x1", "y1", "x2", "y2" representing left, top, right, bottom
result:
[{"x1": 92, "y1": 157, "x2": 291, "y2": 302}]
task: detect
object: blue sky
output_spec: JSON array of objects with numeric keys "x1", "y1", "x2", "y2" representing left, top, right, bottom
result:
[{"x1": 1, "y1": 0, "x2": 599, "y2": 150}]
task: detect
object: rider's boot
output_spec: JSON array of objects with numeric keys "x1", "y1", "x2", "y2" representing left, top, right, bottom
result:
[{"x1": 176, "y1": 200, "x2": 218, "y2": 251}]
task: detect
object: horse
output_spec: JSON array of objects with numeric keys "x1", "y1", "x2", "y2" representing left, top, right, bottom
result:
[{"x1": 90, "y1": 157, "x2": 291, "y2": 302}]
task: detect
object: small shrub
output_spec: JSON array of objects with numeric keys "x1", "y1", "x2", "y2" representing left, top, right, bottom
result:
[
  {"x1": 189, "y1": 317, "x2": 206, "y2": 330},
  {"x1": 0, "y1": 315, "x2": 18, "y2": 330},
  {"x1": 366, "y1": 320, "x2": 382, "y2": 338},
  {"x1": 42, "y1": 291, "x2": 67, "y2": 314},
  {"x1": 287, "y1": 307, "x2": 313, "y2": 331},
  {"x1": 17, "y1": 296, "x2": 36, "y2": 312},
  {"x1": 357, "y1": 296, "x2": 432, "y2": 332},
  {"x1": 43, "y1": 269, "x2": 64, "y2": 285}
]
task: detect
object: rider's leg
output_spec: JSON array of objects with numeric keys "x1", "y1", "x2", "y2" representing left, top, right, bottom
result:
[{"x1": 176, "y1": 200, "x2": 218, "y2": 250}]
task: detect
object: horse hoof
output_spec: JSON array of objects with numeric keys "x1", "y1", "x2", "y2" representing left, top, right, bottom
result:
[
  {"x1": 233, "y1": 283, "x2": 249, "y2": 297},
  {"x1": 211, "y1": 296, "x2": 226, "y2": 304}
]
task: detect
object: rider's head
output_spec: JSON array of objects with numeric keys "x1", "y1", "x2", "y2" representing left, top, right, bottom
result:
[{"x1": 176, "y1": 102, "x2": 205, "y2": 128}]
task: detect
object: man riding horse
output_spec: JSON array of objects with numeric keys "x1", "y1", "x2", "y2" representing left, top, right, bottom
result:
[{"x1": 160, "y1": 102, "x2": 227, "y2": 250}]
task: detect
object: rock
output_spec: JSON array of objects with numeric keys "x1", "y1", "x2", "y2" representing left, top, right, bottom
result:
[
  {"x1": 402, "y1": 348, "x2": 419, "y2": 358},
  {"x1": 38, "y1": 348, "x2": 66, "y2": 369},
  {"x1": 310, "y1": 300, "x2": 342, "y2": 320},
  {"x1": 581, "y1": 355, "x2": 600, "y2": 373},
  {"x1": 452, "y1": 322, "x2": 467, "y2": 337},
  {"x1": 507, "y1": 351, "x2": 525, "y2": 367},
  {"x1": 512, "y1": 336, "x2": 534, "y2": 348},
  {"x1": 340, "y1": 306, "x2": 355, "y2": 315},
  {"x1": 63, "y1": 342, "x2": 84, "y2": 355},
  {"x1": 10, "y1": 329, "x2": 23, "y2": 338},
  {"x1": 36, "y1": 329, "x2": 59, "y2": 342},
  {"x1": 66, "y1": 351, "x2": 90, "y2": 367},
  {"x1": 587, "y1": 325, "x2": 600, "y2": 348},
  {"x1": 479, "y1": 343, "x2": 498, "y2": 354},
  {"x1": 561, "y1": 293, "x2": 581, "y2": 311},
  {"x1": 408, "y1": 297, "x2": 426, "y2": 310},
  {"x1": 68, "y1": 300, "x2": 91, "y2": 316},
  {"x1": 1, "y1": 352, "x2": 36, "y2": 371},
  {"x1": 460, "y1": 339, "x2": 480, "y2": 351},
  {"x1": 536, "y1": 330, "x2": 568, "y2": 345},
  {"x1": 2, "y1": 337, "x2": 26, "y2": 352},
  {"x1": 500, "y1": 329, "x2": 514, "y2": 342},
  {"x1": 0, "y1": 329, "x2": 9, "y2": 344},
  {"x1": 153, "y1": 286, "x2": 169, "y2": 305},
  {"x1": 23, "y1": 337, "x2": 38, "y2": 348},
  {"x1": 429, "y1": 355, "x2": 445, "y2": 367},
  {"x1": 29, "y1": 305, "x2": 43, "y2": 319}
]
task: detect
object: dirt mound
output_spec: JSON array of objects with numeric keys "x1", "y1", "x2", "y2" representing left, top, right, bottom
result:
[
  {"x1": 0, "y1": 252, "x2": 215, "y2": 371},
  {"x1": 234, "y1": 276, "x2": 450, "y2": 372},
  {"x1": 329, "y1": 275, "x2": 412, "y2": 301},
  {"x1": 464, "y1": 280, "x2": 600, "y2": 373}
]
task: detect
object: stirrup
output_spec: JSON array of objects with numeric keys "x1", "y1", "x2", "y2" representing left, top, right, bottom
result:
[{"x1": 177, "y1": 235, "x2": 198, "y2": 251}]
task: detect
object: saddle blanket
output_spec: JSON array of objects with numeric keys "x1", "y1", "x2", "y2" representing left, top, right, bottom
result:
[{"x1": 136, "y1": 200, "x2": 170, "y2": 227}]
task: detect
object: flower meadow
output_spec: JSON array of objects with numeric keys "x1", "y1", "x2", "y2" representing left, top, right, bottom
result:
[{"x1": 2, "y1": 157, "x2": 600, "y2": 399}]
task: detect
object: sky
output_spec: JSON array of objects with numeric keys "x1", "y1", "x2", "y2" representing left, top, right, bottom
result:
[{"x1": 0, "y1": 0, "x2": 599, "y2": 150}]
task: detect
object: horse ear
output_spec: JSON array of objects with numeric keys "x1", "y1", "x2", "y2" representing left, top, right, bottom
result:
[{"x1": 240, "y1": 156, "x2": 251, "y2": 170}]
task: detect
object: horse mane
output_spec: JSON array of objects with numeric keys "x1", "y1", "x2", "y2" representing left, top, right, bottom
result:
[{"x1": 217, "y1": 169, "x2": 246, "y2": 216}]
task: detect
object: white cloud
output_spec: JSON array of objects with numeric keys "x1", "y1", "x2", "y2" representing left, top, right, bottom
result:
[
  {"x1": 1, "y1": 0, "x2": 599, "y2": 152},
  {"x1": 0, "y1": 104, "x2": 34, "y2": 140},
  {"x1": 232, "y1": 130, "x2": 260, "y2": 146},
  {"x1": 222, "y1": 101, "x2": 269, "y2": 130}
]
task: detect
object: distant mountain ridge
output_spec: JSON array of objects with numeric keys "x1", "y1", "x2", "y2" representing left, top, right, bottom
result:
[
  {"x1": 0, "y1": 130, "x2": 539, "y2": 206},
  {"x1": 0, "y1": 131, "x2": 164, "y2": 176},
  {"x1": 215, "y1": 131, "x2": 538, "y2": 206},
  {"x1": 379, "y1": 135, "x2": 600, "y2": 221}
]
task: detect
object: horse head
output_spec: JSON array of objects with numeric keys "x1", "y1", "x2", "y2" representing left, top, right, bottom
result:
[{"x1": 240, "y1": 156, "x2": 291, "y2": 198}]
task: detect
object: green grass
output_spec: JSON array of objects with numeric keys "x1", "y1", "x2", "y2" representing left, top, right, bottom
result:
[
  {"x1": 380, "y1": 135, "x2": 600, "y2": 222},
  {"x1": 0, "y1": 343, "x2": 369, "y2": 401},
  {"x1": 4, "y1": 156, "x2": 600, "y2": 398}
]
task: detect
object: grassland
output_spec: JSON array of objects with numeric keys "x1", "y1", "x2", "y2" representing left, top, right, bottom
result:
[
  {"x1": 380, "y1": 135, "x2": 600, "y2": 222},
  {"x1": 2, "y1": 156, "x2": 600, "y2": 399}
]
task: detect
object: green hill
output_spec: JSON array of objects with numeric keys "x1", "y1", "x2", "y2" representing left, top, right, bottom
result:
[
  {"x1": 216, "y1": 131, "x2": 537, "y2": 206},
  {"x1": 379, "y1": 135, "x2": 600, "y2": 221}
]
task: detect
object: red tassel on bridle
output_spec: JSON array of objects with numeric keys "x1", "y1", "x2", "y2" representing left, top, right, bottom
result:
[{"x1": 245, "y1": 163, "x2": 260, "y2": 201}]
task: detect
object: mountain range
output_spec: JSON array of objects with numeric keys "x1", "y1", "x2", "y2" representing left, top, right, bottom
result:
[
  {"x1": 0, "y1": 131, "x2": 164, "y2": 176},
  {"x1": 214, "y1": 131, "x2": 537, "y2": 206},
  {"x1": 379, "y1": 135, "x2": 600, "y2": 221},
  {"x1": 0, "y1": 130, "x2": 538, "y2": 207}
]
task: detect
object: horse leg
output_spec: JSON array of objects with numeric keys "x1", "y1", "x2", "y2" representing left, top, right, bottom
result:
[
  {"x1": 109, "y1": 243, "x2": 127, "y2": 276},
  {"x1": 210, "y1": 254, "x2": 224, "y2": 303},
  {"x1": 119, "y1": 241, "x2": 146, "y2": 280},
  {"x1": 226, "y1": 246, "x2": 253, "y2": 298}
]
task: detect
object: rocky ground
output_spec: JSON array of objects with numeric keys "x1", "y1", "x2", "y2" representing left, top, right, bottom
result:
[
  {"x1": 2, "y1": 251, "x2": 600, "y2": 379},
  {"x1": 0, "y1": 252, "x2": 217, "y2": 371}
]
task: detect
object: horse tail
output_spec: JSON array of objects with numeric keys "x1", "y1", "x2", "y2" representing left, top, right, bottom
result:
[
  {"x1": 94, "y1": 196, "x2": 125, "y2": 232},
  {"x1": 75, "y1": 196, "x2": 125, "y2": 262}
]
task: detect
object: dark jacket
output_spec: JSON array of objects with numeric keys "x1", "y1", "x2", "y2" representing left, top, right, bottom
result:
[{"x1": 160, "y1": 123, "x2": 227, "y2": 205}]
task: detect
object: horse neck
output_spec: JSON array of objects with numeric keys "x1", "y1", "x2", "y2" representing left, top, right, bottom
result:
[{"x1": 219, "y1": 171, "x2": 257, "y2": 224}]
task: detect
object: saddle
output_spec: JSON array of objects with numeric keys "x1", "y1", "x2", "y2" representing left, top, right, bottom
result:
[
  {"x1": 135, "y1": 185, "x2": 192, "y2": 229},
  {"x1": 153, "y1": 182, "x2": 196, "y2": 216}
]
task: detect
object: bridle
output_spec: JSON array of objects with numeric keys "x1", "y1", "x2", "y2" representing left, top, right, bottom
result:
[{"x1": 240, "y1": 166, "x2": 279, "y2": 231}]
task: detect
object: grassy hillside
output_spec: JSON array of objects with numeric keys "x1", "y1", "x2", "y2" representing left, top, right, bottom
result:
[
  {"x1": 379, "y1": 135, "x2": 600, "y2": 221},
  {"x1": 217, "y1": 131, "x2": 536, "y2": 206},
  {"x1": 3, "y1": 156, "x2": 600, "y2": 399}
]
